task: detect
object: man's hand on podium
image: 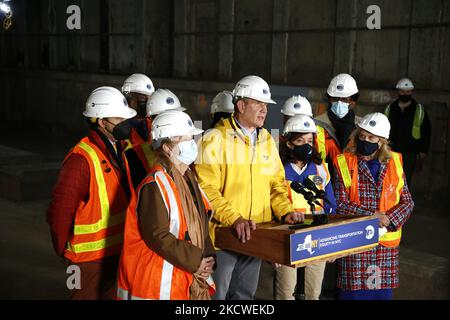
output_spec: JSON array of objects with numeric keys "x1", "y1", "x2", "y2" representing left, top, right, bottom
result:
[
  {"x1": 284, "y1": 211, "x2": 305, "y2": 224},
  {"x1": 232, "y1": 217, "x2": 257, "y2": 243}
]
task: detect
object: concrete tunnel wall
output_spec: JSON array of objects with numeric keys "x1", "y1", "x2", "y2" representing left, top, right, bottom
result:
[
  {"x1": 2, "y1": 0, "x2": 450, "y2": 88},
  {"x1": 0, "y1": 0, "x2": 449, "y2": 210}
]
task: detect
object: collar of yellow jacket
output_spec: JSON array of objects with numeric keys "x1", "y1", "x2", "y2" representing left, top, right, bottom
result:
[{"x1": 216, "y1": 116, "x2": 269, "y2": 146}]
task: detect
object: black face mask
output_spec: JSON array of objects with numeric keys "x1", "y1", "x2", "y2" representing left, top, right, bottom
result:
[
  {"x1": 112, "y1": 119, "x2": 132, "y2": 140},
  {"x1": 136, "y1": 101, "x2": 147, "y2": 118},
  {"x1": 356, "y1": 139, "x2": 379, "y2": 156},
  {"x1": 398, "y1": 95, "x2": 412, "y2": 103},
  {"x1": 293, "y1": 144, "x2": 313, "y2": 162}
]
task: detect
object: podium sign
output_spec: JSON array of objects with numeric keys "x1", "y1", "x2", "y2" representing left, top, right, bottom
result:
[
  {"x1": 215, "y1": 215, "x2": 380, "y2": 267},
  {"x1": 290, "y1": 217, "x2": 379, "y2": 265}
]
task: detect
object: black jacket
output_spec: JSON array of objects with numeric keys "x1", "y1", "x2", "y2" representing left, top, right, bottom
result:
[{"x1": 386, "y1": 98, "x2": 431, "y2": 154}]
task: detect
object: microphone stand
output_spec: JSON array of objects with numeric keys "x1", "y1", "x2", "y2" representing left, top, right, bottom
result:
[{"x1": 288, "y1": 182, "x2": 328, "y2": 230}]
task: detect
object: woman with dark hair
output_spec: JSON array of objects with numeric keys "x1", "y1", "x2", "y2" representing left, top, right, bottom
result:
[{"x1": 275, "y1": 114, "x2": 337, "y2": 300}]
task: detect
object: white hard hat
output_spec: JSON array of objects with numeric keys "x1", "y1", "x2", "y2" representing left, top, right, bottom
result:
[
  {"x1": 146, "y1": 89, "x2": 186, "y2": 116},
  {"x1": 283, "y1": 114, "x2": 317, "y2": 136},
  {"x1": 357, "y1": 112, "x2": 391, "y2": 139},
  {"x1": 396, "y1": 78, "x2": 414, "y2": 90},
  {"x1": 83, "y1": 86, "x2": 137, "y2": 119},
  {"x1": 210, "y1": 91, "x2": 234, "y2": 114},
  {"x1": 151, "y1": 110, "x2": 203, "y2": 141},
  {"x1": 121, "y1": 73, "x2": 155, "y2": 96},
  {"x1": 281, "y1": 95, "x2": 313, "y2": 117},
  {"x1": 327, "y1": 73, "x2": 359, "y2": 98},
  {"x1": 232, "y1": 75, "x2": 276, "y2": 104}
]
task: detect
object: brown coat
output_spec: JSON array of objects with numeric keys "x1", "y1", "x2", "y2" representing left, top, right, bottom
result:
[{"x1": 137, "y1": 166, "x2": 216, "y2": 274}]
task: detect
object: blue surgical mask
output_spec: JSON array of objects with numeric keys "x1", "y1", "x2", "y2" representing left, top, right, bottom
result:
[
  {"x1": 176, "y1": 139, "x2": 198, "y2": 165},
  {"x1": 331, "y1": 101, "x2": 350, "y2": 118}
]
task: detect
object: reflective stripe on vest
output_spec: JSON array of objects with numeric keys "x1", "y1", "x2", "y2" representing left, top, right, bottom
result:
[
  {"x1": 383, "y1": 104, "x2": 391, "y2": 118},
  {"x1": 412, "y1": 104, "x2": 424, "y2": 139},
  {"x1": 116, "y1": 287, "x2": 149, "y2": 300},
  {"x1": 384, "y1": 103, "x2": 424, "y2": 140},
  {"x1": 336, "y1": 154, "x2": 352, "y2": 189},
  {"x1": 379, "y1": 228, "x2": 402, "y2": 246},
  {"x1": 316, "y1": 126, "x2": 326, "y2": 161},
  {"x1": 154, "y1": 171, "x2": 181, "y2": 300},
  {"x1": 67, "y1": 233, "x2": 123, "y2": 253},
  {"x1": 68, "y1": 142, "x2": 125, "y2": 253},
  {"x1": 335, "y1": 152, "x2": 403, "y2": 247}
]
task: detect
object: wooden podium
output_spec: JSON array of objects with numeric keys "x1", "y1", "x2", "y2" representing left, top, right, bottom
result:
[{"x1": 215, "y1": 214, "x2": 379, "y2": 267}]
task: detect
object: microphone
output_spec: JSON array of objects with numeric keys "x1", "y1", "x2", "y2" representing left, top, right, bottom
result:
[
  {"x1": 303, "y1": 177, "x2": 332, "y2": 206},
  {"x1": 290, "y1": 182, "x2": 323, "y2": 208}
]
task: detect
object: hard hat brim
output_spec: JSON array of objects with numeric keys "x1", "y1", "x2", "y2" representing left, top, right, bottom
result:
[
  {"x1": 147, "y1": 106, "x2": 186, "y2": 116},
  {"x1": 123, "y1": 108, "x2": 138, "y2": 119},
  {"x1": 283, "y1": 128, "x2": 318, "y2": 135},
  {"x1": 280, "y1": 110, "x2": 313, "y2": 117},
  {"x1": 357, "y1": 124, "x2": 389, "y2": 139},
  {"x1": 326, "y1": 88, "x2": 359, "y2": 98},
  {"x1": 128, "y1": 89, "x2": 154, "y2": 96},
  {"x1": 82, "y1": 108, "x2": 137, "y2": 119},
  {"x1": 189, "y1": 127, "x2": 204, "y2": 136},
  {"x1": 396, "y1": 85, "x2": 415, "y2": 90},
  {"x1": 258, "y1": 97, "x2": 277, "y2": 104},
  {"x1": 153, "y1": 127, "x2": 204, "y2": 140}
]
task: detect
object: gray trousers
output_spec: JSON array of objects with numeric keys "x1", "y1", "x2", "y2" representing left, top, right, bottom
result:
[{"x1": 212, "y1": 250, "x2": 262, "y2": 300}]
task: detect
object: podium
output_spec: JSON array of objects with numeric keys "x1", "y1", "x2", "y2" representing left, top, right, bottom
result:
[{"x1": 215, "y1": 214, "x2": 379, "y2": 267}]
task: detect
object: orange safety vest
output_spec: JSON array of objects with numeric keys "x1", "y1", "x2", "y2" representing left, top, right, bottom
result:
[
  {"x1": 315, "y1": 125, "x2": 342, "y2": 162},
  {"x1": 286, "y1": 163, "x2": 330, "y2": 214},
  {"x1": 335, "y1": 152, "x2": 405, "y2": 247},
  {"x1": 64, "y1": 137, "x2": 130, "y2": 263},
  {"x1": 116, "y1": 166, "x2": 215, "y2": 300}
]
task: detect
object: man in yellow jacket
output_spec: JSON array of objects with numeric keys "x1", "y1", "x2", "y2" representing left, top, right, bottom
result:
[{"x1": 195, "y1": 75, "x2": 298, "y2": 300}]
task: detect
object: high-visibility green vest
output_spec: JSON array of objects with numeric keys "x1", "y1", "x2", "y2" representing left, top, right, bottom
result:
[{"x1": 384, "y1": 103, "x2": 424, "y2": 140}]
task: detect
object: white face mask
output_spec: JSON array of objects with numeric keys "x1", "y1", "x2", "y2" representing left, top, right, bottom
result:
[
  {"x1": 176, "y1": 139, "x2": 198, "y2": 165},
  {"x1": 331, "y1": 101, "x2": 350, "y2": 118}
]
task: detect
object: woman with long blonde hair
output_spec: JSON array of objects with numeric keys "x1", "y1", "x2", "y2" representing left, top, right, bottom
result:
[{"x1": 333, "y1": 112, "x2": 414, "y2": 300}]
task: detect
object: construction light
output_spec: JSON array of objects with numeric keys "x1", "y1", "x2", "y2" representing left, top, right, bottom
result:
[{"x1": 0, "y1": 3, "x2": 11, "y2": 14}]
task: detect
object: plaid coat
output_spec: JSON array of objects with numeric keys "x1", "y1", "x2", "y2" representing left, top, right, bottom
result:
[{"x1": 333, "y1": 156, "x2": 414, "y2": 290}]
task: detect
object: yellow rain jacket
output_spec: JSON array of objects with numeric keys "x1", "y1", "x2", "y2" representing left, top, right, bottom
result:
[{"x1": 195, "y1": 117, "x2": 294, "y2": 247}]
